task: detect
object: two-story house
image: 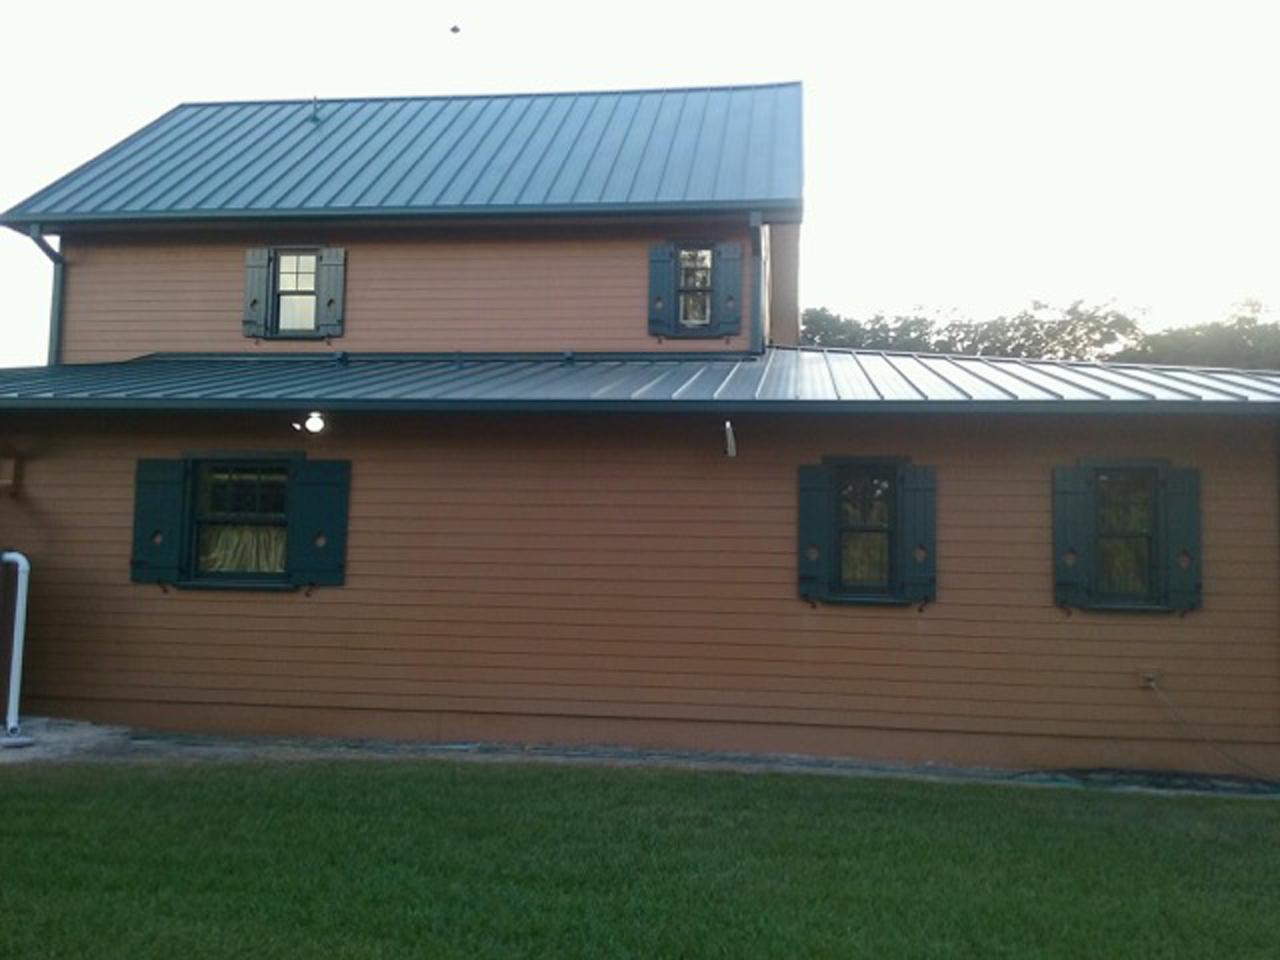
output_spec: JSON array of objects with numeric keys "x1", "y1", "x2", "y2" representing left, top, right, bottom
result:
[{"x1": 1, "y1": 82, "x2": 1278, "y2": 774}]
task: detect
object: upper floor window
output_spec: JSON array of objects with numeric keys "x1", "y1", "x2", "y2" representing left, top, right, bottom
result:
[
  {"x1": 242, "y1": 246, "x2": 346, "y2": 340},
  {"x1": 1053, "y1": 460, "x2": 1201, "y2": 612},
  {"x1": 275, "y1": 252, "x2": 319, "y2": 334},
  {"x1": 677, "y1": 247, "x2": 714, "y2": 328},
  {"x1": 648, "y1": 241, "x2": 742, "y2": 339}
]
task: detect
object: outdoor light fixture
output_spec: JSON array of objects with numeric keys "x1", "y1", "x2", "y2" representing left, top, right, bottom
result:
[
  {"x1": 291, "y1": 411, "x2": 327, "y2": 434},
  {"x1": 724, "y1": 419, "x2": 737, "y2": 458}
]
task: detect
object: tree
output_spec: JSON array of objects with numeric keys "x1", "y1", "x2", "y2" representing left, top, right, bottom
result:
[
  {"x1": 800, "y1": 307, "x2": 936, "y2": 351},
  {"x1": 800, "y1": 301, "x2": 1144, "y2": 362},
  {"x1": 1113, "y1": 301, "x2": 1280, "y2": 369}
]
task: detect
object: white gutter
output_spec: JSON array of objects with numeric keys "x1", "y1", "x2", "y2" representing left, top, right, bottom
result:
[{"x1": 2, "y1": 551, "x2": 32, "y2": 746}]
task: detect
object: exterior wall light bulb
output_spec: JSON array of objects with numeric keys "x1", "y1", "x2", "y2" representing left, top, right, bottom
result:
[{"x1": 303, "y1": 412, "x2": 326, "y2": 434}]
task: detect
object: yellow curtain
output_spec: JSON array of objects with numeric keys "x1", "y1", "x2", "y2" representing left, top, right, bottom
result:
[{"x1": 198, "y1": 525, "x2": 287, "y2": 574}]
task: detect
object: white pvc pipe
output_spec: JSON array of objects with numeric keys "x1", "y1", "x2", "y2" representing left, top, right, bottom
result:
[{"x1": 3, "y1": 551, "x2": 31, "y2": 737}]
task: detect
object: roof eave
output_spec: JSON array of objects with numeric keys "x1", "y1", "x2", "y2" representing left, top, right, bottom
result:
[
  {"x1": 1, "y1": 397, "x2": 1277, "y2": 416},
  {"x1": 0, "y1": 199, "x2": 804, "y2": 233}
]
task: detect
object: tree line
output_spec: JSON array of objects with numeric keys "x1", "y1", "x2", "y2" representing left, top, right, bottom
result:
[{"x1": 799, "y1": 300, "x2": 1280, "y2": 368}]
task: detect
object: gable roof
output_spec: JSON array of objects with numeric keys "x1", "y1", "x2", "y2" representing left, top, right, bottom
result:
[
  {"x1": 2, "y1": 346, "x2": 1279, "y2": 414},
  {"x1": 2, "y1": 83, "x2": 803, "y2": 230}
]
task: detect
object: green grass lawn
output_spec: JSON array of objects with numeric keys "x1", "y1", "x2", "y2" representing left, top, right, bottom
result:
[{"x1": 1, "y1": 761, "x2": 1277, "y2": 959}]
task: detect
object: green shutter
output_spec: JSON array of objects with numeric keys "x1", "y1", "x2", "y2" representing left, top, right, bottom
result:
[
  {"x1": 1164, "y1": 467, "x2": 1202, "y2": 611},
  {"x1": 648, "y1": 244, "x2": 675, "y2": 336},
  {"x1": 315, "y1": 247, "x2": 346, "y2": 338},
  {"x1": 242, "y1": 248, "x2": 272, "y2": 337},
  {"x1": 711, "y1": 241, "x2": 742, "y2": 335},
  {"x1": 898, "y1": 464, "x2": 937, "y2": 603},
  {"x1": 130, "y1": 459, "x2": 187, "y2": 583},
  {"x1": 287, "y1": 460, "x2": 351, "y2": 587},
  {"x1": 797, "y1": 464, "x2": 833, "y2": 600},
  {"x1": 1052, "y1": 466, "x2": 1093, "y2": 608}
]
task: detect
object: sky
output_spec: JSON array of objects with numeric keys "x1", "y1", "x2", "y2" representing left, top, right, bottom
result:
[{"x1": 1, "y1": 0, "x2": 1278, "y2": 367}]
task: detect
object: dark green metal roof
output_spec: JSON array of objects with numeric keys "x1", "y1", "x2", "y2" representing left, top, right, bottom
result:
[
  {"x1": 1, "y1": 347, "x2": 1279, "y2": 414},
  {"x1": 2, "y1": 83, "x2": 803, "y2": 229}
]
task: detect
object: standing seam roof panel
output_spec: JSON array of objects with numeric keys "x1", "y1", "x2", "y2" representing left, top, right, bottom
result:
[
  {"x1": 193, "y1": 103, "x2": 367, "y2": 211},
  {"x1": 26, "y1": 107, "x2": 202, "y2": 214},
  {"x1": 4, "y1": 347, "x2": 1280, "y2": 407},
  {"x1": 361, "y1": 99, "x2": 482, "y2": 207},
  {"x1": 456, "y1": 97, "x2": 555, "y2": 206},
  {"x1": 573, "y1": 94, "x2": 645, "y2": 204},
  {"x1": 409, "y1": 98, "x2": 524, "y2": 206},
  {"x1": 598, "y1": 93, "x2": 664, "y2": 204},
  {"x1": 322, "y1": 99, "x2": 451, "y2": 207},
  {"x1": 712, "y1": 88, "x2": 756, "y2": 202},
  {"x1": 60, "y1": 105, "x2": 263, "y2": 214},
  {"x1": 137, "y1": 104, "x2": 305, "y2": 211},
  {"x1": 681, "y1": 90, "x2": 733, "y2": 202},
  {"x1": 542, "y1": 95, "x2": 623, "y2": 204},
  {"x1": 3, "y1": 83, "x2": 804, "y2": 223},
  {"x1": 239, "y1": 100, "x2": 400, "y2": 210}
]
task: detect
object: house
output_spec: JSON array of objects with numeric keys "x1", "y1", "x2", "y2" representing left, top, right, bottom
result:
[{"x1": 0, "y1": 82, "x2": 1277, "y2": 775}]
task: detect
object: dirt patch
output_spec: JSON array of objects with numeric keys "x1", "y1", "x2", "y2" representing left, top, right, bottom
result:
[{"x1": 3, "y1": 715, "x2": 1277, "y2": 797}]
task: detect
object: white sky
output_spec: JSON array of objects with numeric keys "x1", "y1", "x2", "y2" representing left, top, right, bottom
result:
[{"x1": 2, "y1": 0, "x2": 1278, "y2": 367}]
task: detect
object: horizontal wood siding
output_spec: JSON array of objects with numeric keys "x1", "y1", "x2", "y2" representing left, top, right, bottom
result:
[
  {"x1": 59, "y1": 225, "x2": 753, "y2": 361},
  {"x1": 2, "y1": 412, "x2": 1277, "y2": 771}
]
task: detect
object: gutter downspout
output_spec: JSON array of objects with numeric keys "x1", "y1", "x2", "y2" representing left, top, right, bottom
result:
[
  {"x1": 27, "y1": 226, "x2": 66, "y2": 366},
  {"x1": 749, "y1": 211, "x2": 764, "y2": 355},
  {"x1": 2, "y1": 551, "x2": 32, "y2": 745}
]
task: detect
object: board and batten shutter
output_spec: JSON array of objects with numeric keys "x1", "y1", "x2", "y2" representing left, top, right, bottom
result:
[
  {"x1": 1052, "y1": 466, "x2": 1092, "y2": 608},
  {"x1": 711, "y1": 241, "x2": 743, "y2": 336},
  {"x1": 1164, "y1": 467, "x2": 1202, "y2": 611},
  {"x1": 797, "y1": 464, "x2": 832, "y2": 600},
  {"x1": 315, "y1": 247, "x2": 347, "y2": 338},
  {"x1": 130, "y1": 459, "x2": 188, "y2": 583},
  {"x1": 286, "y1": 460, "x2": 351, "y2": 586},
  {"x1": 648, "y1": 243, "x2": 675, "y2": 336},
  {"x1": 242, "y1": 248, "x2": 272, "y2": 338},
  {"x1": 898, "y1": 463, "x2": 937, "y2": 603}
]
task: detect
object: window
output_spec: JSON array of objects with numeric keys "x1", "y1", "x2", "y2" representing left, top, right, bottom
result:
[
  {"x1": 676, "y1": 247, "x2": 713, "y2": 328},
  {"x1": 798, "y1": 458, "x2": 936, "y2": 605},
  {"x1": 1052, "y1": 461, "x2": 1201, "y2": 611},
  {"x1": 1094, "y1": 467, "x2": 1157, "y2": 603},
  {"x1": 130, "y1": 455, "x2": 351, "y2": 589},
  {"x1": 275, "y1": 252, "x2": 318, "y2": 333},
  {"x1": 648, "y1": 241, "x2": 742, "y2": 338},
  {"x1": 837, "y1": 463, "x2": 895, "y2": 593},
  {"x1": 242, "y1": 247, "x2": 346, "y2": 340},
  {"x1": 194, "y1": 463, "x2": 290, "y2": 578}
]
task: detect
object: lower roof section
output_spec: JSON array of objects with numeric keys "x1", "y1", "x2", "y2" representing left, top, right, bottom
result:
[{"x1": 1, "y1": 346, "x2": 1280, "y2": 414}]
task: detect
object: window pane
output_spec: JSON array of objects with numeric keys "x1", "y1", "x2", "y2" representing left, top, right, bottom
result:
[
  {"x1": 200, "y1": 470, "x2": 229, "y2": 513},
  {"x1": 1096, "y1": 469, "x2": 1154, "y2": 534},
  {"x1": 198, "y1": 465, "x2": 288, "y2": 518},
  {"x1": 841, "y1": 531, "x2": 890, "y2": 587},
  {"x1": 294, "y1": 270, "x2": 316, "y2": 293},
  {"x1": 295, "y1": 254, "x2": 317, "y2": 273},
  {"x1": 279, "y1": 254, "x2": 297, "y2": 273},
  {"x1": 679, "y1": 292, "x2": 711, "y2": 326},
  {"x1": 197, "y1": 524, "x2": 287, "y2": 574},
  {"x1": 838, "y1": 468, "x2": 893, "y2": 527},
  {"x1": 259, "y1": 473, "x2": 287, "y2": 514},
  {"x1": 1097, "y1": 536, "x2": 1151, "y2": 598},
  {"x1": 228, "y1": 474, "x2": 259, "y2": 512},
  {"x1": 278, "y1": 295, "x2": 317, "y2": 331},
  {"x1": 278, "y1": 272, "x2": 298, "y2": 292},
  {"x1": 678, "y1": 248, "x2": 713, "y2": 289}
]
